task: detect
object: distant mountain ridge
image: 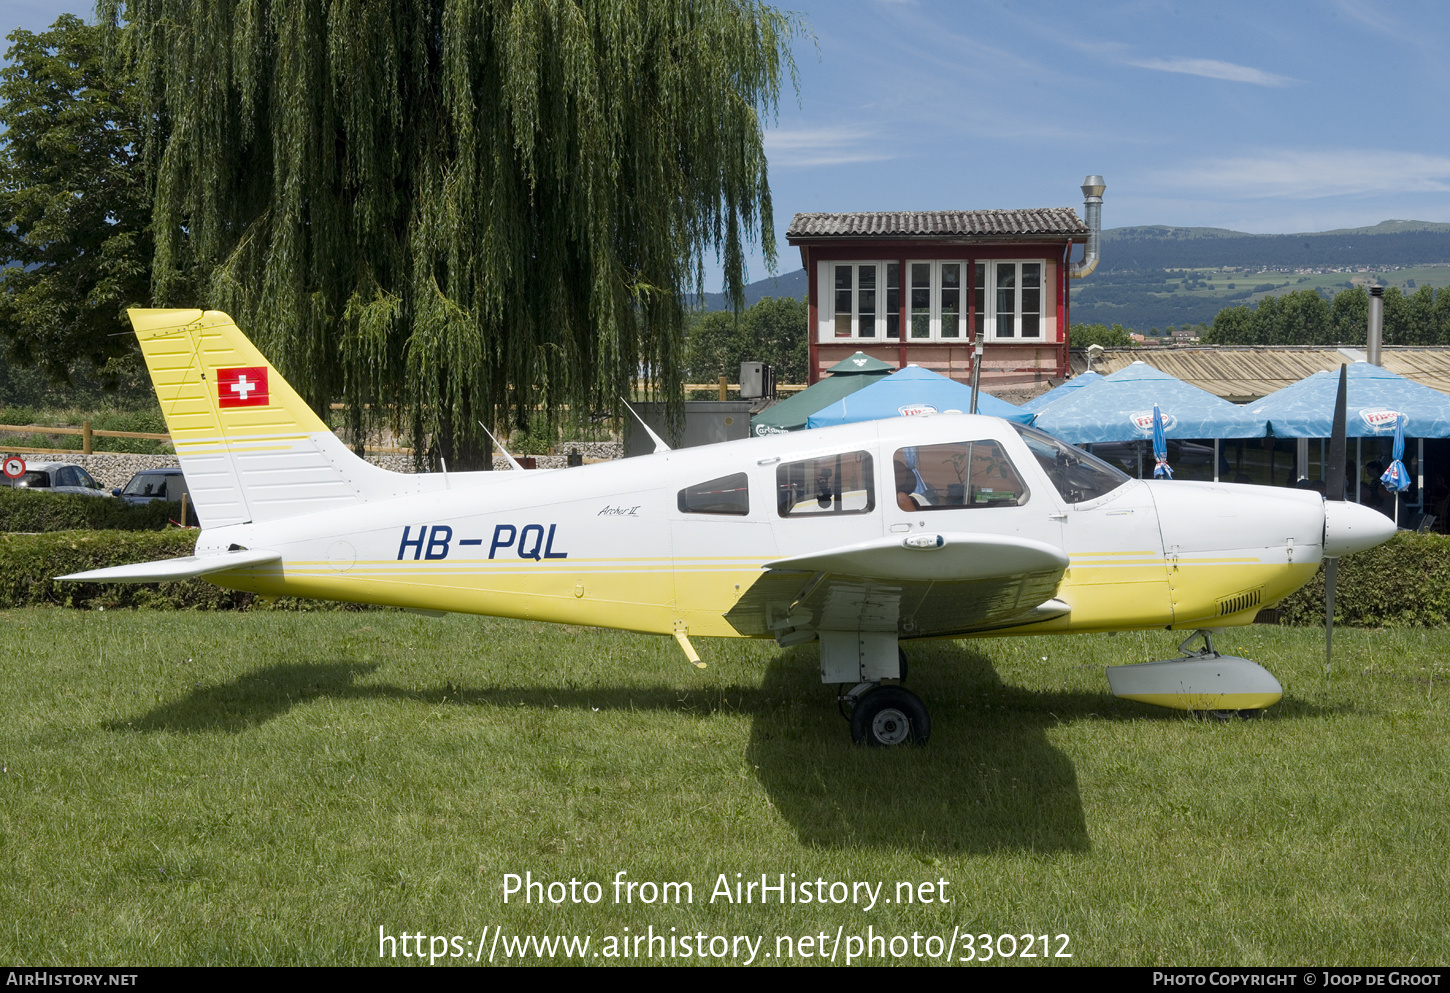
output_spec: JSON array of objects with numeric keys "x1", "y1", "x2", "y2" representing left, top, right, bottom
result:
[
  {"x1": 1107, "y1": 220, "x2": 1450, "y2": 241},
  {"x1": 1078, "y1": 220, "x2": 1450, "y2": 331},
  {"x1": 1101, "y1": 221, "x2": 1450, "y2": 271},
  {"x1": 697, "y1": 221, "x2": 1450, "y2": 328},
  {"x1": 694, "y1": 269, "x2": 807, "y2": 311}
]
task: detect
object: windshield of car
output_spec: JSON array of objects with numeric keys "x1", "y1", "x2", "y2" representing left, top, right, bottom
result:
[
  {"x1": 122, "y1": 473, "x2": 173, "y2": 497},
  {"x1": 1012, "y1": 423, "x2": 1131, "y2": 504}
]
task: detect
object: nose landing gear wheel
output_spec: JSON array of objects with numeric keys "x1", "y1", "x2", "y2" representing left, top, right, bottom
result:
[{"x1": 849, "y1": 685, "x2": 930, "y2": 746}]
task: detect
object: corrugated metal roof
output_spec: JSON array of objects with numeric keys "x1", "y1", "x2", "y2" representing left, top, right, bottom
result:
[
  {"x1": 786, "y1": 208, "x2": 1088, "y2": 240},
  {"x1": 1067, "y1": 346, "x2": 1450, "y2": 402}
]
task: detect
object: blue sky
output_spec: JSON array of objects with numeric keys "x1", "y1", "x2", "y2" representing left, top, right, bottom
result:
[
  {"x1": 9, "y1": 1, "x2": 1450, "y2": 290},
  {"x1": 751, "y1": 0, "x2": 1450, "y2": 288}
]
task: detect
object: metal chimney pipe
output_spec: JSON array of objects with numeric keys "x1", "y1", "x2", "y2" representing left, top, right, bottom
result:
[
  {"x1": 1069, "y1": 175, "x2": 1106, "y2": 280},
  {"x1": 1367, "y1": 285, "x2": 1384, "y2": 366}
]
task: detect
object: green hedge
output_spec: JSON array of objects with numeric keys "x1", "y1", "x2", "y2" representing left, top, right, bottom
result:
[
  {"x1": 1274, "y1": 531, "x2": 1450, "y2": 627},
  {"x1": 0, "y1": 488, "x2": 179, "y2": 532},
  {"x1": 0, "y1": 531, "x2": 370, "y2": 611}
]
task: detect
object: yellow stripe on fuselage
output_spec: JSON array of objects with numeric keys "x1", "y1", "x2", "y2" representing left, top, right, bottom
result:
[{"x1": 207, "y1": 548, "x2": 1319, "y2": 641}]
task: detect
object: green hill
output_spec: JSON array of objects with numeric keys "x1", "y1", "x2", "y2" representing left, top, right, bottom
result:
[
  {"x1": 697, "y1": 221, "x2": 1450, "y2": 332},
  {"x1": 1075, "y1": 220, "x2": 1450, "y2": 331}
]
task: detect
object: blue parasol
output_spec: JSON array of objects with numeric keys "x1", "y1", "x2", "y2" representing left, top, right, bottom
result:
[
  {"x1": 1381, "y1": 414, "x2": 1411, "y2": 494},
  {"x1": 1151, "y1": 403, "x2": 1173, "y2": 479},
  {"x1": 1031, "y1": 361, "x2": 1265, "y2": 443},
  {"x1": 804, "y1": 365, "x2": 1033, "y2": 428}
]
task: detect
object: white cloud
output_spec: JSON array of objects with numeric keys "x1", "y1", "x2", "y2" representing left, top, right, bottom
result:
[
  {"x1": 1126, "y1": 56, "x2": 1296, "y2": 87},
  {"x1": 1161, "y1": 149, "x2": 1450, "y2": 199},
  {"x1": 764, "y1": 126, "x2": 899, "y2": 169}
]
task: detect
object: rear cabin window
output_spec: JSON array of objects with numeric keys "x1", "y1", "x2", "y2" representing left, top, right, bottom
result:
[
  {"x1": 893, "y1": 441, "x2": 1029, "y2": 511},
  {"x1": 777, "y1": 451, "x2": 875, "y2": 517},
  {"x1": 678, "y1": 473, "x2": 750, "y2": 515}
]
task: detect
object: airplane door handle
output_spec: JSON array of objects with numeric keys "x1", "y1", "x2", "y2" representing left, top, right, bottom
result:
[{"x1": 1048, "y1": 512, "x2": 1068, "y2": 521}]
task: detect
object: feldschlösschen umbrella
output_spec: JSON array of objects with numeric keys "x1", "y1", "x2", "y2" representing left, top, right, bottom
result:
[
  {"x1": 1031, "y1": 361, "x2": 1267, "y2": 444},
  {"x1": 1248, "y1": 362, "x2": 1450, "y2": 439},
  {"x1": 803, "y1": 365, "x2": 1033, "y2": 428},
  {"x1": 1019, "y1": 370, "x2": 1104, "y2": 414}
]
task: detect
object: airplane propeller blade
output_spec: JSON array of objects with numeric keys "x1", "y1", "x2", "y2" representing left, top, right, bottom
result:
[
  {"x1": 1324, "y1": 364, "x2": 1348, "y2": 676},
  {"x1": 1325, "y1": 364, "x2": 1347, "y2": 505}
]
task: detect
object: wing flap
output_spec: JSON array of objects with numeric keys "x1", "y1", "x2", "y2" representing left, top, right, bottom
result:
[
  {"x1": 765, "y1": 531, "x2": 1067, "y2": 582},
  {"x1": 57, "y1": 549, "x2": 282, "y2": 583}
]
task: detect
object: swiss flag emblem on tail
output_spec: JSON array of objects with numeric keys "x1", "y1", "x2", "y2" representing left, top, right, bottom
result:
[{"x1": 217, "y1": 366, "x2": 270, "y2": 407}]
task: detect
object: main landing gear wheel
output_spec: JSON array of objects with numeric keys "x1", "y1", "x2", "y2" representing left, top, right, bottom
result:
[
  {"x1": 849, "y1": 686, "x2": 930, "y2": 747},
  {"x1": 836, "y1": 648, "x2": 911, "y2": 722}
]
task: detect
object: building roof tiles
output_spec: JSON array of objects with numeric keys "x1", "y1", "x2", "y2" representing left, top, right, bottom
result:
[{"x1": 786, "y1": 208, "x2": 1088, "y2": 240}]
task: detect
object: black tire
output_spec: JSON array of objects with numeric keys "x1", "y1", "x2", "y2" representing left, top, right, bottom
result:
[
  {"x1": 850, "y1": 686, "x2": 930, "y2": 747},
  {"x1": 897, "y1": 647, "x2": 909, "y2": 683}
]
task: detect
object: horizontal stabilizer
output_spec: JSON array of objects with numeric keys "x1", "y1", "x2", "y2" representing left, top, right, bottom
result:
[{"x1": 57, "y1": 549, "x2": 282, "y2": 583}]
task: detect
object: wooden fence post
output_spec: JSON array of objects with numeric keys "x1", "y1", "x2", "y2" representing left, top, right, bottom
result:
[{"x1": 82, "y1": 421, "x2": 92, "y2": 455}]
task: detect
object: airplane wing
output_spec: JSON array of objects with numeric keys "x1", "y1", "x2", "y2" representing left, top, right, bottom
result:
[
  {"x1": 57, "y1": 548, "x2": 282, "y2": 583},
  {"x1": 724, "y1": 532, "x2": 1069, "y2": 641}
]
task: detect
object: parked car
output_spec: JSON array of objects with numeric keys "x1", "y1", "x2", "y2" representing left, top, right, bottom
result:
[
  {"x1": 114, "y1": 467, "x2": 197, "y2": 524},
  {"x1": 114, "y1": 467, "x2": 188, "y2": 503},
  {"x1": 2, "y1": 461, "x2": 111, "y2": 497}
]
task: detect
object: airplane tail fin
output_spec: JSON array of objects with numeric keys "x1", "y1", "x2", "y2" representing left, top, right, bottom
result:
[{"x1": 130, "y1": 309, "x2": 414, "y2": 528}]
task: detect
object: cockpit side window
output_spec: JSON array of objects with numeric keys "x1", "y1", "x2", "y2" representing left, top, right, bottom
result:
[
  {"x1": 1011, "y1": 423, "x2": 1130, "y2": 504},
  {"x1": 893, "y1": 440, "x2": 1029, "y2": 511},
  {"x1": 678, "y1": 473, "x2": 749, "y2": 515},
  {"x1": 777, "y1": 451, "x2": 875, "y2": 517}
]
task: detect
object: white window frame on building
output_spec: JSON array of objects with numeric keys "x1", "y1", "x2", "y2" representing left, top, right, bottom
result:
[
  {"x1": 824, "y1": 261, "x2": 901, "y2": 341},
  {"x1": 907, "y1": 261, "x2": 967, "y2": 341},
  {"x1": 982, "y1": 260, "x2": 1045, "y2": 341},
  {"x1": 819, "y1": 258, "x2": 1049, "y2": 342}
]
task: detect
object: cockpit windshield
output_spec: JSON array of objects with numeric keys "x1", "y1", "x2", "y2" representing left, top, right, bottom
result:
[{"x1": 1012, "y1": 423, "x2": 1131, "y2": 504}]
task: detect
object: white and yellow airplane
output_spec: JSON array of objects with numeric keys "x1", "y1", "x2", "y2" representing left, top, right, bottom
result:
[{"x1": 61, "y1": 309, "x2": 1396, "y2": 745}]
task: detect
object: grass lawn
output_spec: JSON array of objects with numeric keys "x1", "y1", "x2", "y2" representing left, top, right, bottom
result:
[{"x1": 1, "y1": 609, "x2": 1446, "y2": 966}]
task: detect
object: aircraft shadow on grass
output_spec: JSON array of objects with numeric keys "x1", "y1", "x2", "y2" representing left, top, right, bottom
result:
[{"x1": 107, "y1": 642, "x2": 1345, "y2": 854}]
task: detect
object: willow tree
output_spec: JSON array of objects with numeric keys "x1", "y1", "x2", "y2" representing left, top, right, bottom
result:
[{"x1": 106, "y1": 0, "x2": 799, "y2": 465}]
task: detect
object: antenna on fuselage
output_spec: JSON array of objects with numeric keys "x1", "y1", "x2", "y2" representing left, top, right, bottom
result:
[
  {"x1": 478, "y1": 421, "x2": 526, "y2": 471},
  {"x1": 619, "y1": 399, "x2": 672, "y2": 453}
]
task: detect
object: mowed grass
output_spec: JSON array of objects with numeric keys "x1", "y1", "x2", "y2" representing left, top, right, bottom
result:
[{"x1": 1, "y1": 608, "x2": 1447, "y2": 966}]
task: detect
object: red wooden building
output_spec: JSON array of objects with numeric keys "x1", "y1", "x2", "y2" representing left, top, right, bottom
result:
[{"x1": 786, "y1": 188, "x2": 1102, "y2": 392}]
